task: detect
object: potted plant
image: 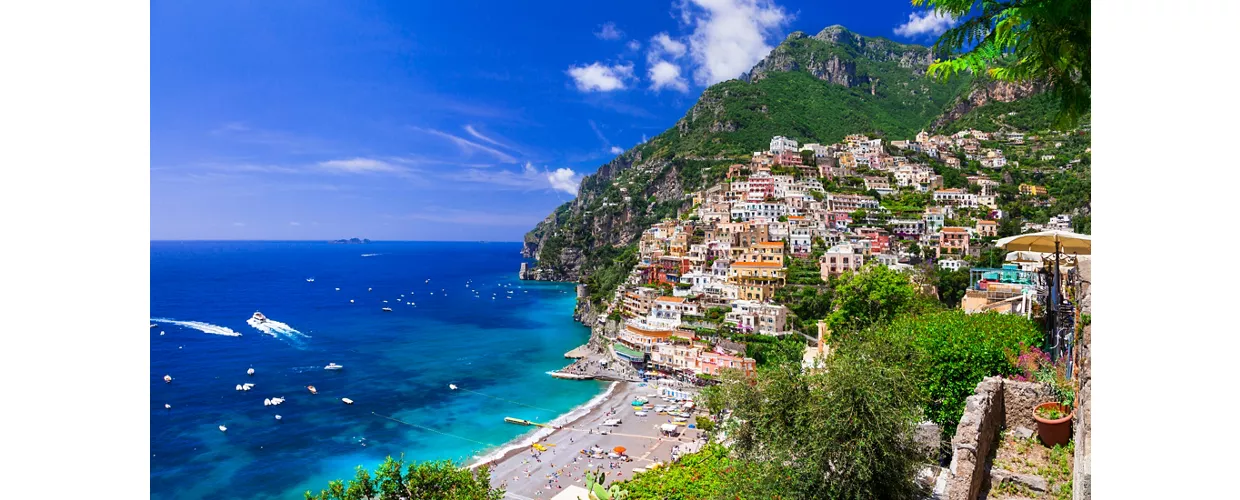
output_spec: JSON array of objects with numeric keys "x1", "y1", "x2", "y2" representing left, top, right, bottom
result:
[
  {"x1": 1032, "y1": 357, "x2": 1075, "y2": 447},
  {"x1": 1008, "y1": 344, "x2": 1075, "y2": 447}
]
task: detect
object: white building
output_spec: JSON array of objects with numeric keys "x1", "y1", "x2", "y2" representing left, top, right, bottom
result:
[
  {"x1": 938, "y1": 258, "x2": 968, "y2": 271},
  {"x1": 770, "y1": 136, "x2": 799, "y2": 154}
]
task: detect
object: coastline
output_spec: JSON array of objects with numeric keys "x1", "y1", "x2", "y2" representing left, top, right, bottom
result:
[{"x1": 468, "y1": 381, "x2": 620, "y2": 470}]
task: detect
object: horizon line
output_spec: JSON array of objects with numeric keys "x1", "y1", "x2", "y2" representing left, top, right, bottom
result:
[{"x1": 149, "y1": 239, "x2": 524, "y2": 243}]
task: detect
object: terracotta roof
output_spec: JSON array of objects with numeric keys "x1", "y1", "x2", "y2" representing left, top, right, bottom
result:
[
  {"x1": 756, "y1": 242, "x2": 784, "y2": 247},
  {"x1": 655, "y1": 296, "x2": 687, "y2": 303},
  {"x1": 978, "y1": 220, "x2": 997, "y2": 225},
  {"x1": 941, "y1": 227, "x2": 968, "y2": 233}
]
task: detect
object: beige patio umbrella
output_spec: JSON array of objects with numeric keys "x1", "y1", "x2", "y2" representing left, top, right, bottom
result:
[{"x1": 995, "y1": 230, "x2": 1091, "y2": 255}]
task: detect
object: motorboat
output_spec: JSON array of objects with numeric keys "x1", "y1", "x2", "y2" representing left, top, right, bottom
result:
[
  {"x1": 270, "y1": 397, "x2": 285, "y2": 405},
  {"x1": 236, "y1": 384, "x2": 244, "y2": 391},
  {"x1": 325, "y1": 363, "x2": 343, "y2": 370},
  {"x1": 160, "y1": 331, "x2": 165, "y2": 336},
  {"x1": 449, "y1": 384, "x2": 458, "y2": 390},
  {"x1": 165, "y1": 404, "x2": 171, "y2": 409},
  {"x1": 335, "y1": 287, "x2": 340, "y2": 291},
  {"x1": 368, "y1": 288, "x2": 372, "y2": 292},
  {"x1": 251, "y1": 312, "x2": 268, "y2": 323},
  {"x1": 307, "y1": 385, "x2": 318, "y2": 394},
  {"x1": 275, "y1": 415, "x2": 282, "y2": 420},
  {"x1": 264, "y1": 398, "x2": 272, "y2": 406},
  {"x1": 350, "y1": 299, "x2": 354, "y2": 303},
  {"x1": 164, "y1": 375, "x2": 172, "y2": 383},
  {"x1": 247, "y1": 368, "x2": 255, "y2": 376},
  {"x1": 219, "y1": 425, "x2": 227, "y2": 432},
  {"x1": 381, "y1": 307, "x2": 392, "y2": 312},
  {"x1": 341, "y1": 398, "x2": 354, "y2": 405},
  {"x1": 306, "y1": 278, "x2": 315, "y2": 282},
  {"x1": 242, "y1": 383, "x2": 254, "y2": 391},
  {"x1": 150, "y1": 323, "x2": 157, "y2": 328}
]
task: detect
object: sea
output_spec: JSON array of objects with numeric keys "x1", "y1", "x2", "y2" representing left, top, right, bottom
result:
[{"x1": 150, "y1": 241, "x2": 607, "y2": 500}]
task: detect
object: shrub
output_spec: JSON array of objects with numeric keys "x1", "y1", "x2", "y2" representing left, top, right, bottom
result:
[{"x1": 873, "y1": 310, "x2": 1042, "y2": 432}]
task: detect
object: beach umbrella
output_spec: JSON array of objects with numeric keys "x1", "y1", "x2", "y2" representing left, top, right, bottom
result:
[
  {"x1": 613, "y1": 446, "x2": 626, "y2": 454},
  {"x1": 996, "y1": 229, "x2": 1091, "y2": 362}
]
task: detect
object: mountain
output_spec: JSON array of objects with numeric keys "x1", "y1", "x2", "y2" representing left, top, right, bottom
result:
[{"x1": 521, "y1": 25, "x2": 1054, "y2": 294}]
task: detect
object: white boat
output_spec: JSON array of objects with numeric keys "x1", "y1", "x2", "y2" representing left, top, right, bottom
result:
[
  {"x1": 325, "y1": 363, "x2": 343, "y2": 370},
  {"x1": 350, "y1": 299, "x2": 355, "y2": 303},
  {"x1": 242, "y1": 383, "x2": 254, "y2": 391},
  {"x1": 150, "y1": 324, "x2": 157, "y2": 328},
  {"x1": 264, "y1": 398, "x2": 272, "y2": 406},
  {"x1": 335, "y1": 287, "x2": 341, "y2": 291},
  {"x1": 163, "y1": 375, "x2": 172, "y2": 383},
  {"x1": 165, "y1": 404, "x2": 171, "y2": 409},
  {"x1": 219, "y1": 425, "x2": 227, "y2": 432},
  {"x1": 306, "y1": 278, "x2": 315, "y2": 282},
  {"x1": 275, "y1": 415, "x2": 282, "y2": 420},
  {"x1": 307, "y1": 385, "x2": 317, "y2": 394},
  {"x1": 247, "y1": 368, "x2": 255, "y2": 376},
  {"x1": 341, "y1": 398, "x2": 354, "y2": 405},
  {"x1": 368, "y1": 288, "x2": 373, "y2": 292},
  {"x1": 449, "y1": 384, "x2": 458, "y2": 390},
  {"x1": 236, "y1": 384, "x2": 244, "y2": 391},
  {"x1": 270, "y1": 397, "x2": 285, "y2": 405},
  {"x1": 381, "y1": 307, "x2": 392, "y2": 312},
  {"x1": 251, "y1": 311, "x2": 268, "y2": 323}
]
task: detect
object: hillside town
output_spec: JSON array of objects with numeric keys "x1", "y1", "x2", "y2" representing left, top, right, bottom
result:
[{"x1": 588, "y1": 129, "x2": 1091, "y2": 380}]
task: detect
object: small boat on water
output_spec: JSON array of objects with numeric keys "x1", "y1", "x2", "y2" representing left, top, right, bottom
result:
[
  {"x1": 219, "y1": 425, "x2": 227, "y2": 432},
  {"x1": 165, "y1": 404, "x2": 171, "y2": 409},
  {"x1": 164, "y1": 375, "x2": 172, "y2": 383},
  {"x1": 449, "y1": 384, "x2": 458, "y2": 390},
  {"x1": 236, "y1": 384, "x2": 244, "y2": 391},
  {"x1": 306, "y1": 277, "x2": 315, "y2": 282},
  {"x1": 247, "y1": 368, "x2": 255, "y2": 376},
  {"x1": 275, "y1": 415, "x2": 282, "y2": 420},
  {"x1": 307, "y1": 385, "x2": 318, "y2": 394},
  {"x1": 335, "y1": 287, "x2": 341, "y2": 291},
  {"x1": 325, "y1": 363, "x2": 343, "y2": 370},
  {"x1": 150, "y1": 323, "x2": 158, "y2": 328},
  {"x1": 251, "y1": 311, "x2": 268, "y2": 323},
  {"x1": 242, "y1": 383, "x2": 254, "y2": 391},
  {"x1": 381, "y1": 307, "x2": 392, "y2": 312},
  {"x1": 341, "y1": 398, "x2": 354, "y2": 405},
  {"x1": 368, "y1": 288, "x2": 373, "y2": 292}
]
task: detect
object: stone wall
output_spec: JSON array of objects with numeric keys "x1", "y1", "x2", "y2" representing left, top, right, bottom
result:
[
  {"x1": 1073, "y1": 259, "x2": 1092, "y2": 500},
  {"x1": 947, "y1": 377, "x2": 1004, "y2": 500},
  {"x1": 943, "y1": 377, "x2": 1057, "y2": 500}
]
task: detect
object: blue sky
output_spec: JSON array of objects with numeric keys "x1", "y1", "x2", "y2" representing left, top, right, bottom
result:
[{"x1": 151, "y1": 0, "x2": 959, "y2": 241}]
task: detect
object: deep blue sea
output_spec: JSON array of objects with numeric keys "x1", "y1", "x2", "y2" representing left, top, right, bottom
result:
[{"x1": 150, "y1": 241, "x2": 605, "y2": 500}]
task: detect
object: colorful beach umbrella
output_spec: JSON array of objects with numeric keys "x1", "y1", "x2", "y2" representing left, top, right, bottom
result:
[{"x1": 614, "y1": 446, "x2": 626, "y2": 454}]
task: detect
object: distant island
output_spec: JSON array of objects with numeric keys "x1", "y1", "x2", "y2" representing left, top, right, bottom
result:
[{"x1": 329, "y1": 238, "x2": 371, "y2": 244}]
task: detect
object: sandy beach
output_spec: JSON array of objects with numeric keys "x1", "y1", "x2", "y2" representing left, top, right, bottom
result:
[{"x1": 479, "y1": 381, "x2": 707, "y2": 500}]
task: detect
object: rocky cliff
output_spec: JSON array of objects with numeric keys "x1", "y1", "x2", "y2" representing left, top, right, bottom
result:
[{"x1": 932, "y1": 77, "x2": 1044, "y2": 130}]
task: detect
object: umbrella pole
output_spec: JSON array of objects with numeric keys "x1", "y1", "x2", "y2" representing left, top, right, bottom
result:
[{"x1": 1051, "y1": 240, "x2": 1062, "y2": 360}]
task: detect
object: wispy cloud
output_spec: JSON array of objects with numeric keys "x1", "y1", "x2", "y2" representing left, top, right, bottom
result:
[
  {"x1": 595, "y1": 22, "x2": 625, "y2": 40},
  {"x1": 567, "y1": 62, "x2": 634, "y2": 92},
  {"x1": 627, "y1": 40, "x2": 641, "y2": 51},
  {"x1": 610, "y1": 146, "x2": 625, "y2": 154},
  {"x1": 412, "y1": 127, "x2": 519, "y2": 163},
  {"x1": 463, "y1": 125, "x2": 516, "y2": 151},
  {"x1": 402, "y1": 208, "x2": 547, "y2": 226},
  {"x1": 447, "y1": 162, "x2": 582, "y2": 196},
  {"x1": 318, "y1": 158, "x2": 404, "y2": 174},
  {"x1": 893, "y1": 10, "x2": 957, "y2": 38}
]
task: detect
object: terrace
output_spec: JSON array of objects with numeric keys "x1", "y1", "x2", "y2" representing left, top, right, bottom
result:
[{"x1": 961, "y1": 265, "x2": 1043, "y2": 315}]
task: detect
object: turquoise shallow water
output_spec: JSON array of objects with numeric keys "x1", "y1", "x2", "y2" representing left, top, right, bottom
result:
[{"x1": 150, "y1": 241, "x2": 604, "y2": 499}]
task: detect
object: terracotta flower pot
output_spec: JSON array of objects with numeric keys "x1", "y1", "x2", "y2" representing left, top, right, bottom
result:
[{"x1": 1033, "y1": 402, "x2": 1074, "y2": 447}]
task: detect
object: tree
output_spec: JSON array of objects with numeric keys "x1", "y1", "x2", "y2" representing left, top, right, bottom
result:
[
  {"x1": 907, "y1": 241, "x2": 923, "y2": 259},
  {"x1": 978, "y1": 245, "x2": 1007, "y2": 268},
  {"x1": 706, "y1": 343, "x2": 929, "y2": 499},
  {"x1": 828, "y1": 264, "x2": 918, "y2": 336},
  {"x1": 934, "y1": 268, "x2": 971, "y2": 307},
  {"x1": 800, "y1": 149, "x2": 818, "y2": 166},
  {"x1": 305, "y1": 457, "x2": 504, "y2": 500},
  {"x1": 916, "y1": 0, "x2": 1090, "y2": 128}
]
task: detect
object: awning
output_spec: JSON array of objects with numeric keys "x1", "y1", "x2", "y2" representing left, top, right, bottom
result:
[{"x1": 660, "y1": 423, "x2": 679, "y2": 432}]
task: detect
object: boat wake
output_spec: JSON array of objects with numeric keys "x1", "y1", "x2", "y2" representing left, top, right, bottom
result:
[
  {"x1": 150, "y1": 318, "x2": 241, "y2": 337},
  {"x1": 360, "y1": 253, "x2": 381, "y2": 257},
  {"x1": 246, "y1": 316, "x2": 311, "y2": 340}
]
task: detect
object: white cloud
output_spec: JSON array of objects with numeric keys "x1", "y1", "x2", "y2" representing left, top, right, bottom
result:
[
  {"x1": 318, "y1": 158, "x2": 403, "y2": 173},
  {"x1": 650, "y1": 33, "x2": 688, "y2": 59},
  {"x1": 610, "y1": 146, "x2": 625, "y2": 154},
  {"x1": 893, "y1": 10, "x2": 957, "y2": 38},
  {"x1": 567, "y1": 62, "x2": 634, "y2": 92},
  {"x1": 649, "y1": 61, "x2": 690, "y2": 92},
  {"x1": 412, "y1": 127, "x2": 519, "y2": 163},
  {"x1": 547, "y1": 167, "x2": 584, "y2": 195},
  {"x1": 627, "y1": 40, "x2": 641, "y2": 51},
  {"x1": 595, "y1": 22, "x2": 624, "y2": 40},
  {"x1": 677, "y1": 0, "x2": 791, "y2": 86},
  {"x1": 289, "y1": 222, "x2": 301, "y2": 226}
]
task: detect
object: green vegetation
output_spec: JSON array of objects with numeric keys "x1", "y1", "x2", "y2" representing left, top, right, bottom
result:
[
  {"x1": 615, "y1": 444, "x2": 734, "y2": 500},
  {"x1": 827, "y1": 264, "x2": 918, "y2": 336},
  {"x1": 584, "y1": 245, "x2": 638, "y2": 304},
  {"x1": 869, "y1": 311, "x2": 1042, "y2": 432},
  {"x1": 305, "y1": 457, "x2": 502, "y2": 500},
  {"x1": 934, "y1": 268, "x2": 971, "y2": 307},
  {"x1": 919, "y1": 0, "x2": 1090, "y2": 128},
  {"x1": 939, "y1": 90, "x2": 1068, "y2": 134},
  {"x1": 704, "y1": 340, "x2": 928, "y2": 499},
  {"x1": 774, "y1": 285, "x2": 832, "y2": 334}
]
